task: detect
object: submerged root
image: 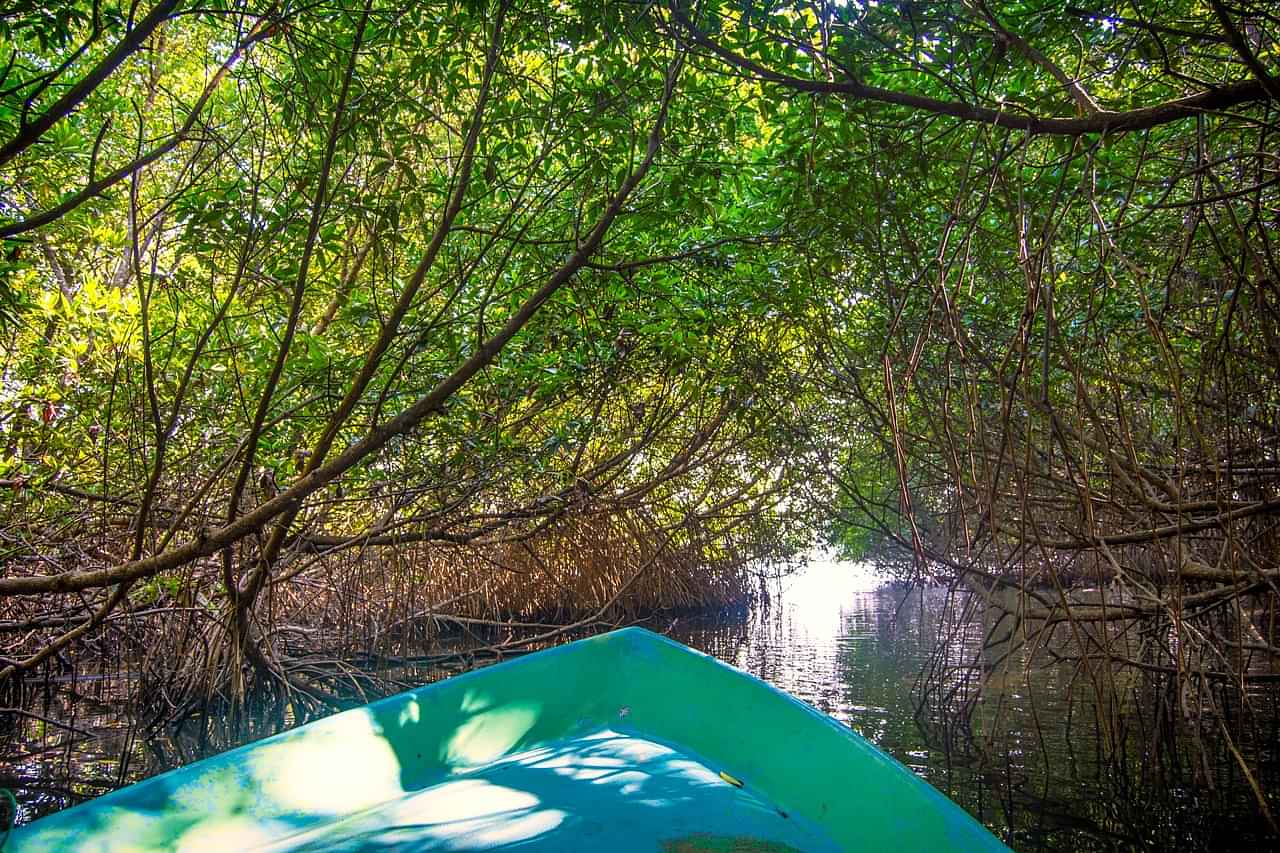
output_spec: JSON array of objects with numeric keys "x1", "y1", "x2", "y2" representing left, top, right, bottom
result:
[{"x1": 3, "y1": 507, "x2": 782, "y2": 724}]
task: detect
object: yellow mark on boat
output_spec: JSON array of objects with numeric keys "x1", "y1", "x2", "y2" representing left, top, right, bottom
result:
[{"x1": 718, "y1": 771, "x2": 743, "y2": 788}]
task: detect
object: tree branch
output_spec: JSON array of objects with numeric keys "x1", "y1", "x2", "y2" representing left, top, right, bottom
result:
[
  {"x1": 0, "y1": 0, "x2": 182, "y2": 168},
  {"x1": 667, "y1": 6, "x2": 1272, "y2": 136}
]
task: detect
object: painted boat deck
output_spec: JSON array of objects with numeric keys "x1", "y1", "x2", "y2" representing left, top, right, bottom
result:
[
  {"x1": 9, "y1": 628, "x2": 1009, "y2": 851},
  {"x1": 267, "y1": 729, "x2": 835, "y2": 851}
]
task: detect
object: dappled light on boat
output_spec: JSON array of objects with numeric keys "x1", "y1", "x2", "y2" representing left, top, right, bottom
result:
[
  {"x1": 254, "y1": 709, "x2": 403, "y2": 814},
  {"x1": 302, "y1": 778, "x2": 567, "y2": 849},
  {"x1": 370, "y1": 778, "x2": 542, "y2": 826},
  {"x1": 174, "y1": 815, "x2": 297, "y2": 852},
  {"x1": 444, "y1": 695, "x2": 541, "y2": 767},
  {"x1": 8, "y1": 628, "x2": 1002, "y2": 851},
  {"x1": 397, "y1": 696, "x2": 421, "y2": 727}
]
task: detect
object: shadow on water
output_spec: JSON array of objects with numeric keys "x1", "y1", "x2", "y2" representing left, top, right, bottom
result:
[{"x1": 3, "y1": 557, "x2": 1277, "y2": 850}]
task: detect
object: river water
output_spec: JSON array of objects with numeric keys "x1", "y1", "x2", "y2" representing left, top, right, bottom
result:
[
  {"x1": 4, "y1": 558, "x2": 1277, "y2": 850},
  {"x1": 661, "y1": 558, "x2": 1277, "y2": 851}
]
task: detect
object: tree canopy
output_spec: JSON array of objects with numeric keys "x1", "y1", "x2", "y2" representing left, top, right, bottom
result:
[{"x1": 1, "y1": 5, "x2": 1277, "y2": 803}]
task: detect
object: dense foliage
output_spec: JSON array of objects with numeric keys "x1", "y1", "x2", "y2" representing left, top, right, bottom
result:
[{"x1": 2, "y1": 0, "x2": 1278, "y2": 827}]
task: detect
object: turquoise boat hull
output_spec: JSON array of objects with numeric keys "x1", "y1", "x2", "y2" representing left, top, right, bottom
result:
[{"x1": 9, "y1": 627, "x2": 1008, "y2": 851}]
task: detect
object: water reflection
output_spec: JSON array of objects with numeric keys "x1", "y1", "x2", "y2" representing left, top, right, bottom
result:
[
  {"x1": 663, "y1": 560, "x2": 1277, "y2": 851},
  {"x1": 3, "y1": 558, "x2": 1277, "y2": 850}
]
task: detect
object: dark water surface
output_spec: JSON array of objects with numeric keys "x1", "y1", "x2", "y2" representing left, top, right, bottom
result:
[
  {"x1": 662, "y1": 560, "x2": 1278, "y2": 851},
  {"x1": 3, "y1": 558, "x2": 1277, "y2": 850}
]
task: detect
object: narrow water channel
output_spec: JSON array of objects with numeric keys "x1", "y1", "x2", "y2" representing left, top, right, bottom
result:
[
  {"x1": 3, "y1": 557, "x2": 1276, "y2": 850},
  {"x1": 663, "y1": 558, "x2": 1278, "y2": 851}
]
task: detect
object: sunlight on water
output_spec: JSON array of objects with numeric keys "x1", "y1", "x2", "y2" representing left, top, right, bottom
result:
[
  {"x1": 663, "y1": 554, "x2": 1279, "y2": 851},
  {"x1": 672, "y1": 553, "x2": 899, "y2": 728},
  {"x1": 776, "y1": 555, "x2": 882, "y2": 635},
  {"x1": 5, "y1": 551, "x2": 1275, "y2": 851}
]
